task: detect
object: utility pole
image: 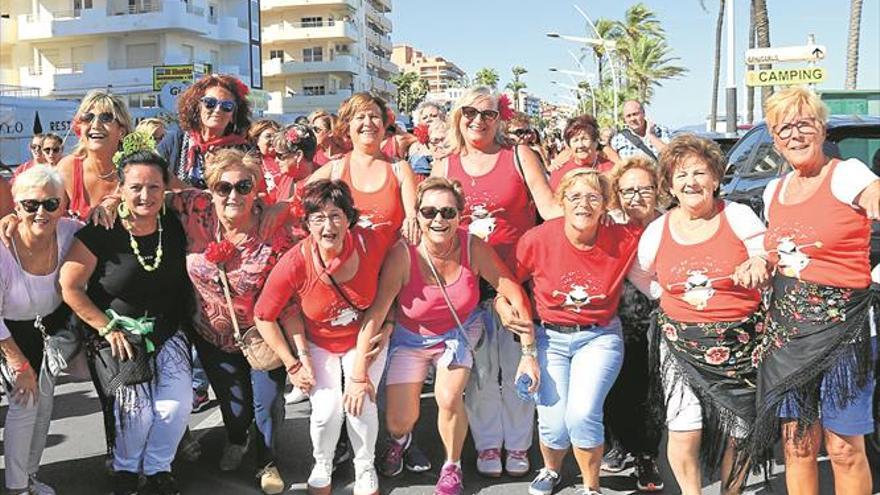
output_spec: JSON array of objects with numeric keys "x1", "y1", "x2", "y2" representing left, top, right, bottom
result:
[{"x1": 725, "y1": 0, "x2": 737, "y2": 137}]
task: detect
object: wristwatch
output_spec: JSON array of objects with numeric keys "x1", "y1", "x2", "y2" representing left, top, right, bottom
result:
[{"x1": 521, "y1": 344, "x2": 537, "y2": 358}]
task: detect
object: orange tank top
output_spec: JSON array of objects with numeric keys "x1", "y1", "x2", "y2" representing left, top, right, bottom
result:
[
  {"x1": 338, "y1": 154, "x2": 404, "y2": 235},
  {"x1": 655, "y1": 202, "x2": 761, "y2": 322},
  {"x1": 764, "y1": 160, "x2": 871, "y2": 288}
]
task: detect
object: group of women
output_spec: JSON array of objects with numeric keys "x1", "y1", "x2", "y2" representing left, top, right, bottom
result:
[{"x1": 0, "y1": 79, "x2": 877, "y2": 495}]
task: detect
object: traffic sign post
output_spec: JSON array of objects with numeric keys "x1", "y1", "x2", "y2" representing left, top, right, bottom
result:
[
  {"x1": 745, "y1": 44, "x2": 826, "y2": 65},
  {"x1": 746, "y1": 67, "x2": 826, "y2": 87}
]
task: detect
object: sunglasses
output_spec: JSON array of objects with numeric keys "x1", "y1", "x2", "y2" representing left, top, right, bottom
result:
[
  {"x1": 511, "y1": 128, "x2": 533, "y2": 137},
  {"x1": 212, "y1": 179, "x2": 254, "y2": 197},
  {"x1": 461, "y1": 106, "x2": 499, "y2": 122},
  {"x1": 200, "y1": 96, "x2": 237, "y2": 113},
  {"x1": 42, "y1": 146, "x2": 62, "y2": 154},
  {"x1": 419, "y1": 206, "x2": 459, "y2": 220},
  {"x1": 79, "y1": 112, "x2": 116, "y2": 124},
  {"x1": 19, "y1": 198, "x2": 62, "y2": 213},
  {"x1": 30, "y1": 144, "x2": 42, "y2": 151}
]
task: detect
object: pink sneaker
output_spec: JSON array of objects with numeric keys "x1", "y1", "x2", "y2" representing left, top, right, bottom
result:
[
  {"x1": 506, "y1": 449, "x2": 530, "y2": 477},
  {"x1": 476, "y1": 448, "x2": 502, "y2": 477},
  {"x1": 434, "y1": 463, "x2": 463, "y2": 495}
]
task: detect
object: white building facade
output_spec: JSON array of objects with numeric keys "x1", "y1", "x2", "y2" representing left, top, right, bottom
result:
[
  {"x1": 260, "y1": 0, "x2": 396, "y2": 119},
  {"x1": 0, "y1": 0, "x2": 261, "y2": 109}
]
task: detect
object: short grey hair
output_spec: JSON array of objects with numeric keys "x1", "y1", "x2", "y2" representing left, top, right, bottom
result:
[
  {"x1": 414, "y1": 100, "x2": 446, "y2": 125},
  {"x1": 12, "y1": 165, "x2": 65, "y2": 198}
]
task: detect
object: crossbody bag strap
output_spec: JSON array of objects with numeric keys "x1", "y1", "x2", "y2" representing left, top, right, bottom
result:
[
  {"x1": 420, "y1": 243, "x2": 467, "y2": 334},
  {"x1": 217, "y1": 266, "x2": 243, "y2": 342},
  {"x1": 620, "y1": 128, "x2": 658, "y2": 162}
]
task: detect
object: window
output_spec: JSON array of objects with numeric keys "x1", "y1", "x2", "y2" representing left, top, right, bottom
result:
[
  {"x1": 302, "y1": 79, "x2": 325, "y2": 96},
  {"x1": 208, "y1": 4, "x2": 217, "y2": 23},
  {"x1": 741, "y1": 129, "x2": 786, "y2": 177},
  {"x1": 70, "y1": 45, "x2": 92, "y2": 71},
  {"x1": 724, "y1": 128, "x2": 765, "y2": 178},
  {"x1": 128, "y1": 93, "x2": 158, "y2": 109},
  {"x1": 181, "y1": 44, "x2": 194, "y2": 63},
  {"x1": 301, "y1": 16, "x2": 322, "y2": 27},
  {"x1": 125, "y1": 43, "x2": 158, "y2": 68},
  {"x1": 302, "y1": 47, "x2": 323, "y2": 63},
  {"x1": 210, "y1": 50, "x2": 219, "y2": 67},
  {"x1": 335, "y1": 44, "x2": 351, "y2": 54},
  {"x1": 269, "y1": 50, "x2": 284, "y2": 60},
  {"x1": 73, "y1": 0, "x2": 93, "y2": 11}
]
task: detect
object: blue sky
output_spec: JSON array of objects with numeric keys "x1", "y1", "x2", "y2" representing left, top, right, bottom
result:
[{"x1": 390, "y1": 0, "x2": 880, "y2": 128}]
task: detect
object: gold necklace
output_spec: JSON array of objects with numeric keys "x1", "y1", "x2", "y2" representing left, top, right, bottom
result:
[{"x1": 423, "y1": 237, "x2": 457, "y2": 259}]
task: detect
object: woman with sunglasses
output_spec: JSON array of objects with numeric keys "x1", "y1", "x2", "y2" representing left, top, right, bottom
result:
[
  {"x1": 507, "y1": 113, "x2": 549, "y2": 169},
  {"x1": 547, "y1": 115, "x2": 614, "y2": 192},
  {"x1": 367, "y1": 177, "x2": 537, "y2": 495},
  {"x1": 39, "y1": 134, "x2": 64, "y2": 167},
  {"x1": 60, "y1": 142, "x2": 192, "y2": 495},
  {"x1": 56, "y1": 90, "x2": 133, "y2": 220},
  {"x1": 11, "y1": 134, "x2": 47, "y2": 180},
  {"x1": 268, "y1": 123, "x2": 317, "y2": 204},
  {"x1": 247, "y1": 119, "x2": 282, "y2": 195},
  {"x1": 309, "y1": 113, "x2": 344, "y2": 167},
  {"x1": 157, "y1": 74, "x2": 252, "y2": 190},
  {"x1": 430, "y1": 86, "x2": 559, "y2": 478},
  {"x1": 255, "y1": 179, "x2": 395, "y2": 495},
  {"x1": 164, "y1": 148, "x2": 297, "y2": 494},
  {"x1": 1, "y1": 165, "x2": 81, "y2": 495},
  {"x1": 307, "y1": 93, "x2": 418, "y2": 243}
]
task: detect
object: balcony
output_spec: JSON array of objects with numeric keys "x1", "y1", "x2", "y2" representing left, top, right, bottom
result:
[
  {"x1": 205, "y1": 15, "x2": 249, "y2": 44},
  {"x1": 20, "y1": 62, "x2": 153, "y2": 96},
  {"x1": 261, "y1": 0, "x2": 360, "y2": 12},
  {"x1": 365, "y1": 28, "x2": 392, "y2": 52},
  {"x1": 366, "y1": 52, "x2": 396, "y2": 77},
  {"x1": 368, "y1": 75, "x2": 395, "y2": 95},
  {"x1": 262, "y1": 20, "x2": 357, "y2": 44},
  {"x1": 268, "y1": 89, "x2": 353, "y2": 114},
  {"x1": 263, "y1": 55, "x2": 359, "y2": 77},
  {"x1": 369, "y1": 0, "x2": 391, "y2": 14},
  {"x1": 365, "y1": 2, "x2": 391, "y2": 33}
]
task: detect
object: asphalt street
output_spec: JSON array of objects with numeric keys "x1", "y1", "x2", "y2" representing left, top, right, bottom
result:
[{"x1": 1, "y1": 375, "x2": 877, "y2": 494}]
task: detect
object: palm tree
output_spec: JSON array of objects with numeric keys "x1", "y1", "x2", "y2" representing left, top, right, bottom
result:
[
  {"x1": 618, "y1": 2, "x2": 664, "y2": 46},
  {"x1": 474, "y1": 67, "x2": 499, "y2": 90},
  {"x1": 752, "y1": 0, "x2": 773, "y2": 103},
  {"x1": 625, "y1": 36, "x2": 688, "y2": 103},
  {"x1": 703, "y1": 0, "x2": 725, "y2": 132},
  {"x1": 506, "y1": 66, "x2": 528, "y2": 111},
  {"x1": 391, "y1": 71, "x2": 428, "y2": 114},
  {"x1": 581, "y1": 18, "x2": 621, "y2": 84},
  {"x1": 845, "y1": 0, "x2": 864, "y2": 89}
]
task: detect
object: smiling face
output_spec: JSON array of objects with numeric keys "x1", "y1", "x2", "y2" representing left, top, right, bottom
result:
[
  {"x1": 120, "y1": 164, "x2": 165, "y2": 220},
  {"x1": 307, "y1": 202, "x2": 349, "y2": 253},
  {"x1": 568, "y1": 129, "x2": 597, "y2": 164},
  {"x1": 418, "y1": 189, "x2": 460, "y2": 246},
  {"x1": 771, "y1": 106, "x2": 827, "y2": 173},
  {"x1": 561, "y1": 180, "x2": 606, "y2": 233},
  {"x1": 670, "y1": 155, "x2": 719, "y2": 216},
  {"x1": 348, "y1": 102, "x2": 384, "y2": 152},
  {"x1": 76, "y1": 104, "x2": 124, "y2": 155},
  {"x1": 257, "y1": 128, "x2": 277, "y2": 156},
  {"x1": 15, "y1": 184, "x2": 65, "y2": 237},
  {"x1": 211, "y1": 167, "x2": 256, "y2": 224},
  {"x1": 458, "y1": 96, "x2": 499, "y2": 148},
  {"x1": 617, "y1": 167, "x2": 657, "y2": 222},
  {"x1": 419, "y1": 105, "x2": 442, "y2": 126},
  {"x1": 199, "y1": 85, "x2": 236, "y2": 136}
]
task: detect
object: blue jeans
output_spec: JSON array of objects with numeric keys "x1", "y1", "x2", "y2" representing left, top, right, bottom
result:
[
  {"x1": 535, "y1": 318, "x2": 624, "y2": 450},
  {"x1": 193, "y1": 334, "x2": 286, "y2": 466}
]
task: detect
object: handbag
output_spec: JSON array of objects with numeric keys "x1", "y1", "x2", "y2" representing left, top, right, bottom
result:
[{"x1": 216, "y1": 264, "x2": 284, "y2": 371}]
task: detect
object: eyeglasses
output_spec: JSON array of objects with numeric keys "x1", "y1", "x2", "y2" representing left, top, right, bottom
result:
[
  {"x1": 307, "y1": 212, "x2": 346, "y2": 227},
  {"x1": 79, "y1": 112, "x2": 116, "y2": 124},
  {"x1": 42, "y1": 146, "x2": 62, "y2": 154},
  {"x1": 419, "y1": 206, "x2": 459, "y2": 220},
  {"x1": 311, "y1": 126, "x2": 327, "y2": 134},
  {"x1": 461, "y1": 106, "x2": 499, "y2": 122},
  {"x1": 200, "y1": 96, "x2": 237, "y2": 113},
  {"x1": 774, "y1": 118, "x2": 820, "y2": 140},
  {"x1": 19, "y1": 198, "x2": 61, "y2": 213},
  {"x1": 30, "y1": 143, "x2": 42, "y2": 151},
  {"x1": 618, "y1": 186, "x2": 656, "y2": 200},
  {"x1": 212, "y1": 179, "x2": 254, "y2": 197},
  {"x1": 511, "y1": 128, "x2": 533, "y2": 138},
  {"x1": 563, "y1": 193, "x2": 603, "y2": 205}
]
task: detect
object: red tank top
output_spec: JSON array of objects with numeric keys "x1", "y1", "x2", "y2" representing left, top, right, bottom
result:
[
  {"x1": 765, "y1": 161, "x2": 871, "y2": 288},
  {"x1": 337, "y1": 154, "x2": 405, "y2": 235},
  {"x1": 445, "y1": 148, "x2": 536, "y2": 265},
  {"x1": 381, "y1": 136, "x2": 398, "y2": 161},
  {"x1": 655, "y1": 202, "x2": 761, "y2": 322},
  {"x1": 69, "y1": 156, "x2": 90, "y2": 220},
  {"x1": 549, "y1": 158, "x2": 615, "y2": 192},
  {"x1": 397, "y1": 230, "x2": 480, "y2": 335},
  {"x1": 314, "y1": 148, "x2": 331, "y2": 167}
]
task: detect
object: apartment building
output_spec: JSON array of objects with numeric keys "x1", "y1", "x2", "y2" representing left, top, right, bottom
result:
[
  {"x1": 261, "y1": 0, "x2": 396, "y2": 118},
  {"x1": 0, "y1": 0, "x2": 261, "y2": 109},
  {"x1": 391, "y1": 44, "x2": 465, "y2": 94}
]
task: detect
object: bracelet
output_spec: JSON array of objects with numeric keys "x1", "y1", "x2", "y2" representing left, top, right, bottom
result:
[
  {"x1": 13, "y1": 359, "x2": 31, "y2": 374},
  {"x1": 98, "y1": 321, "x2": 115, "y2": 337},
  {"x1": 350, "y1": 376, "x2": 367, "y2": 384},
  {"x1": 521, "y1": 344, "x2": 537, "y2": 358},
  {"x1": 286, "y1": 361, "x2": 302, "y2": 375}
]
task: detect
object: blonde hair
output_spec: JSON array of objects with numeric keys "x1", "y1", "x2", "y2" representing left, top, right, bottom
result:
[
  {"x1": 12, "y1": 164, "x2": 65, "y2": 198},
  {"x1": 447, "y1": 86, "x2": 507, "y2": 153},
  {"x1": 247, "y1": 118, "x2": 281, "y2": 144},
  {"x1": 763, "y1": 86, "x2": 829, "y2": 130},
  {"x1": 415, "y1": 176, "x2": 466, "y2": 212},
  {"x1": 307, "y1": 109, "x2": 330, "y2": 124},
  {"x1": 203, "y1": 148, "x2": 262, "y2": 190},
  {"x1": 73, "y1": 90, "x2": 133, "y2": 156},
  {"x1": 555, "y1": 168, "x2": 611, "y2": 208},
  {"x1": 135, "y1": 118, "x2": 165, "y2": 139},
  {"x1": 609, "y1": 156, "x2": 669, "y2": 209}
]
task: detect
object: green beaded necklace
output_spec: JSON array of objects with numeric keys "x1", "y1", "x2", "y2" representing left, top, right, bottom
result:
[{"x1": 118, "y1": 204, "x2": 164, "y2": 272}]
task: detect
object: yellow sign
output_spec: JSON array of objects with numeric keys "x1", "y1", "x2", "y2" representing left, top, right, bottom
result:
[
  {"x1": 153, "y1": 65, "x2": 196, "y2": 91},
  {"x1": 746, "y1": 67, "x2": 826, "y2": 87}
]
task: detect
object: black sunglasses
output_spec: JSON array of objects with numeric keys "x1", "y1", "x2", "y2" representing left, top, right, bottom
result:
[
  {"x1": 79, "y1": 112, "x2": 116, "y2": 124},
  {"x1": 461, "y1": 106, "x2": 499, "y2": 122},
  {"x1": 30, "y1": 143, "x2": 42, "y2": 151},
  {"x1": 419, "y1": 206, "x2": 459, "y2": 220},
  {"x1": 511, "y1": 128, "x2": 533, "y2": 137},
  {"x1": 200, "y1": 96, "x2": 237, "y2": 113},
  {"x1": 19, "y1": 198, "x2": 61, "y2": 213},
  {"x1": 42, "y1": 146, "x2": 62, "y2": 154},
  {"x1": 212, "y1": 179, "x2": 254, "y2": 197}
]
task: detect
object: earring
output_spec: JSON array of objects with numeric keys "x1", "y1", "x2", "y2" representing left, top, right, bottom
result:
[{"x1": 117, "y1": 202, "x2": 130, "y2": 219}]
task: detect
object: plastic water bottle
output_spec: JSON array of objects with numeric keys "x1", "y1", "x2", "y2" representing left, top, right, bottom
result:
[{"x1": 515, "y1": 373, "x2": 534, "y2": 402}]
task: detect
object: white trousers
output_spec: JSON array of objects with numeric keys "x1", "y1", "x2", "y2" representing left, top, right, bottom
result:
[
  {"x1": 465, "y1": 306, "x2": 535, "y2": 452},
  {"x1": 308, "y1": 342, "x2": 387, "y2": 471},
  {"x1": 113, "y1": 332, "x2": 192, "y2": 475}
]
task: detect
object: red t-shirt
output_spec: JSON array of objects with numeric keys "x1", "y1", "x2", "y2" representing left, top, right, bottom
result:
[
  {"x1": 254, "y1": 228, "x2": 390, "y2": 352},
  {"x1": 548, "y1": 158, "x2": 615, "y2": 192},
  {"x1": 512, "y1": 218, "x2": 641, "y2": 326},
  {"x1": 765, "y1": 161, "x2": 871, "y2": 288},
  {"x1": 655, "y1": 203, "x2": 761, "y2": 322},
  {"x1": 446, "y1": 148, "x2": 536, "y2": 267}
]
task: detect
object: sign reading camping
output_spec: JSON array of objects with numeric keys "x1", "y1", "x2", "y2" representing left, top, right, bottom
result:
[{"x1": 746, "y1": 67, "x2": 826, "y2": 87}]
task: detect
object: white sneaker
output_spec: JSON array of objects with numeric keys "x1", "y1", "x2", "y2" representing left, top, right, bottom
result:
[
  {"x1": 219, "y1": 436, "x2": 249, "y2": 471},
  {"x1": 28, "y1": 475, "x2": 57, "y2": 495},
  {"x1": 285, "y1": 387, "x2": 308, "y2": 404},
  {"x1": 476, "y1": 448, "x2": 503, "y2": 477},
  {"x1": 307, "y1": 460, "x2": 333, "y2": 491},
  {"x1": 353, "y1": 465, "x2": 379, "y2": 495}
]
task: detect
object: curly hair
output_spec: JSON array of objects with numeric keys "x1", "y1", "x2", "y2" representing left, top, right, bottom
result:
[
  {"x1": 272, "y1": 123, "x2": 318, "y2": 161},
  {"x1": 658, "y1": 134, "x2": 725, "y2": 196},
  {"x1": 334, "y1": 93, "x2": 390, "y2": 142},
  {"x1": 176, "y1": 74, "x2": 251, "y2": 135},
  {"x1": 608, "y1": 156, "x2": 669, "y2": 210}
]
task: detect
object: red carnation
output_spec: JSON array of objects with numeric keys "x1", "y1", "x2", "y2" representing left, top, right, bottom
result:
[
  {"x1": 704, "y1": 346, "x2": 730, "y2": 365},
  {"x1": 204, "y1": 239, "x2": 236, "y2": 265},
  {"x1": 73, "y1": 119, "x2": 82, "y2": 138},
  {"x1": 286, "y1": 127, "x2": 301, "y2": 144},
  {"x1": 497, "y1": 94, "x2": 515, "y2": 121},
  {"x1": 232, "y1": 79, "x2": 250, "y2": 98},
  {"x1": 385, "y1": 107, "x2": 395, "y2": 125},
  {"x1": 413, "y1": 124, "x2": 430, "y2": 145}
]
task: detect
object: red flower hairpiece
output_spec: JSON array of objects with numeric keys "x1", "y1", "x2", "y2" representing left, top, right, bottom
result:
[
  {"x1": 204, "y1": 239, "x2": 237, "y2": 265},
  {"x1": 497, "y1": 94, "x2": 515, "y2": 121},
  {"x1": 73, "y1": 120, "x2": 82, "y2": 138},
  {"x1": 286, "y1": 127, "x2": 301, "y2": 144},
  {"x1": 232, "y1": 79, "x2": 250, "y2": 98},
  {"x1": 413, "y1": 124, "x2": 430, "y2": 145},
  {"x1": 385, "y1": 107, "x2": 395, "y2": 124}
]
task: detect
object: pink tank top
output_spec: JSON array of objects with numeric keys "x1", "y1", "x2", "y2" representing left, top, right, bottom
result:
[
  {"x1": 69, "y1": 156, "x2": 90, "y2": 219},
  {"x1": 397, "y1": 230, "x2": 480, "y2": 336}
]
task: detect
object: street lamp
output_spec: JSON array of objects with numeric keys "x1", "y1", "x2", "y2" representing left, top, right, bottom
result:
[{"x1": 551, "y1": 78, "x2": 596, "y2": 116}]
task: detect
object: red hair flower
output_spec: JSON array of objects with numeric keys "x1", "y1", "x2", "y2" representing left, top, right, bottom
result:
[
  {"x1": 204, "y1": 239, "x2": 237, "y2": 265},
  {"x1": 73, "y1": 120, "x2": 82, "y2": 138},
  {"x1": 286, "y1": 127, "x2": 301, "y2": 144},
  {"x1": 413, "y1": 124, "x2": 430, "y2": 145},
  {"x1": 497, "y1": 94, "x2": 514, "y2": 121},
  {"x1": 232, "y1": 78, "x2": 250, "y2": 98},
  {"x1": 385, "y1": 107, "x2": 395, "y2": 125}
]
